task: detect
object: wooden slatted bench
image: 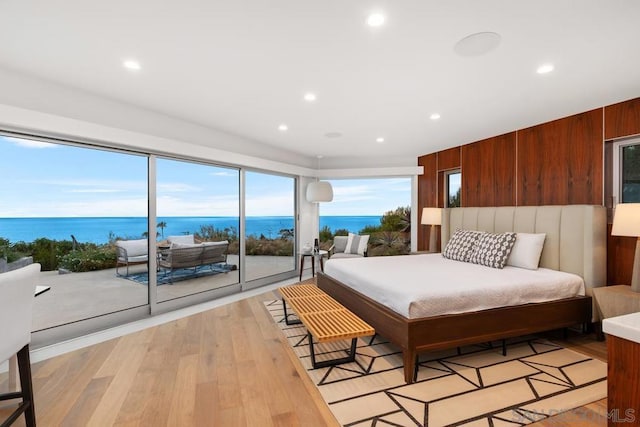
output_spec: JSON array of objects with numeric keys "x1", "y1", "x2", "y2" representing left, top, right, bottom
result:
[{"x1": 279, "y1": 284, "x2": 375, "y2": 369}]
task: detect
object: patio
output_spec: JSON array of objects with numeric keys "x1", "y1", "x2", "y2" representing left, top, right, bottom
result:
[{"x1": 32, "y1": 254, "x2": 296, "y2": 332}]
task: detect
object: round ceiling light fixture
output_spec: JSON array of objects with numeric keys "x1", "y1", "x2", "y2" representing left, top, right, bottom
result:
[
  {"x1": 454, "y1": 32, "x2": 501, "y2": 57},
  {"x1": 304, "y1": 92, "x2": 317, "y2": 102},
  {"x1": 376, "y1": 137, "x2": 385, "y2": 143},
  {"x1": 278, "y1": 124, "x2": 288, "y2": 131},
  {"x1": 367, "y1": 12, "x2": 386, "y2": 27},
  {"x1": 430, "y1": 113, "x2": 441, "y2": 120}
]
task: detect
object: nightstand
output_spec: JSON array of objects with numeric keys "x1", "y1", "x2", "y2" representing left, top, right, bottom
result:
[{"x1": 593, "y1": 285, "x2": 640, "y2": 340}]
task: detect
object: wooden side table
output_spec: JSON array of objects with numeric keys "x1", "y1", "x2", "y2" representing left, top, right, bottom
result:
[{"x1": 602, "y1": 313, "x2": 640, "y2": 426}]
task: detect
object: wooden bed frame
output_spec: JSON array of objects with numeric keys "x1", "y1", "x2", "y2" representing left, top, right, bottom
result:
[
  {"x1": 317, "y1": 205, "x2": 607, "y2": 384},
  {"x1": 317, "y1": 272, "x2": 590, "y2": 383}
]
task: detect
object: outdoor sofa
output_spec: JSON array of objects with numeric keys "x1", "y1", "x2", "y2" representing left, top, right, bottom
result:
[{"x1": 158, "y1": 240, "x2": 230, "y2": 282}]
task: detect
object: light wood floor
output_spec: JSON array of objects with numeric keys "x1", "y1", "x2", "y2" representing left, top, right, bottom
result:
[{"x1": 1, "y1": 290, "x2": 608, "y2": 426}]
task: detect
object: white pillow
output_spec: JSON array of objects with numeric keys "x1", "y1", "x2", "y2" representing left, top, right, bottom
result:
[
  {"x1": 167, "y1": 235, "x2": 195, "y2": 245},
  {"x1": 506, "y1": 233, "x2": 546, "y2": 270},
  {"x1": 345, "y1": 233, "x2": 369, "y2": 256}
]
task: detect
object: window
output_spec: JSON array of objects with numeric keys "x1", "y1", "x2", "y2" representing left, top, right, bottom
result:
[
  {"x1": 614, "y1": 138, "x2": 640, "y2": 204},
  {"x1": 319, "y1": 178, "x2": 411, "y2": 256},
  {"x1": 445, "y1": 170, "x2": 461, "y2": 207}
]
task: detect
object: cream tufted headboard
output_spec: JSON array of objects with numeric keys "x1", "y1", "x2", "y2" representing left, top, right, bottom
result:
[{"x1": 441, "y1": 205, "x2": 607, "y2": 295}]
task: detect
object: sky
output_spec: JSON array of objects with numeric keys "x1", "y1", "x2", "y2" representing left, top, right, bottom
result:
[{"x1": 0, "y1": 135, "x2": 410, "y2": 217}]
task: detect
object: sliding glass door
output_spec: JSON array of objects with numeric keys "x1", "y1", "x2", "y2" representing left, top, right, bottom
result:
[
  {"x1": 1, "y1": 132, "x2": 298, "y2": 344},
  {"x1": 244, "y1": 171, "x2": 296, "y2": 283},
  {"x1": 155, "y1": 158, "x2": 240, "y2": 303},
  {"x1": 0, "y1": 134, "x2": 149, "y2": 331}
]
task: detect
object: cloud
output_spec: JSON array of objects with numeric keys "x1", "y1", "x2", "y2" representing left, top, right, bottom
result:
[
  {"x1": 210, "y1": 171, "x2": 237, "y2": 177},
  {"x1": 68, "y1": 189, "x2": 122, "y2": 193},
  {"x1": 4, "y1": 137, "x2": 56, "y2": 149}
]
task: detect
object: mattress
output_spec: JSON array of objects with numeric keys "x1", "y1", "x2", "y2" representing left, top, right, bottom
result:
[{"x1": 323, "y1": 254, "x2": 585, "y2": 319}]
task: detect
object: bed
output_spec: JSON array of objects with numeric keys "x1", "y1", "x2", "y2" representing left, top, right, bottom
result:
[{"x1": 317, "y1": 205, "x2": 606, "y2": 384}]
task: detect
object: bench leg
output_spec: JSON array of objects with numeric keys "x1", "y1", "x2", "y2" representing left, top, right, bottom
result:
[
  {"x1": 282, "y1": 299, "x2": 301, "y2": 326},
  {"x1": 308, "y1": 333, "x2": 358, "y2": 369}
]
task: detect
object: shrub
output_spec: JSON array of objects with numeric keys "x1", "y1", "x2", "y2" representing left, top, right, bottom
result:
[
  {"x1": 58, "y1": 246, "x2": 117, "y2": 272},
  {"x1": 319, "y1": 225, "x2": 333, "y2": 242},
  {"x1": 245, "y1": 236, "x2": 293, "y2": 256},
  {"x1": 368, "y1": 231, "x2": 410, "y2": 256},
  {"x1": 196, "y1": 225, "x2": 238, "y2": 242}
]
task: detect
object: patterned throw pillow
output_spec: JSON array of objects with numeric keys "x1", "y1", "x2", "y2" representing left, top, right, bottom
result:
[
  {"x1": 468, "y1": 232, "x2": 517, "y2": 269},
  {"x1": 442, "y1": 229, "x2": 483, "y2": 262}
]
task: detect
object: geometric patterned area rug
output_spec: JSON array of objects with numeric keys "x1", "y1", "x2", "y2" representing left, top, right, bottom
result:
[
  {"x1": 264, "y1": 299, "x2": 607, "y2": 427},
  {"x1": 124, "y1": 263, "x2": 235, "y2": 285}
]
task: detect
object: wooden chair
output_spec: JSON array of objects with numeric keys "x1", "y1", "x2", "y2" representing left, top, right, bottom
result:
[{"x1": 0, "y1": 263, "x2": 41, "y2": 427}]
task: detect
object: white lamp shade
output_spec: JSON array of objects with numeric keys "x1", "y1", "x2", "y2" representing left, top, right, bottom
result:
[
  {"x1": 612, "y1": 203, "x2": 640, "y2": 237},
  {"x1": 421, "y1": 207, "x2": 442, "y2": 225},
  {"x1": 306, "y1": 181, "x2": 333, "y2": 203}
]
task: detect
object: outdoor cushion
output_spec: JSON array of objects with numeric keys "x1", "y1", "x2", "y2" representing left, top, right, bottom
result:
[{"x1": 116, "y1": 239, "x2": 148, "y2": 258}]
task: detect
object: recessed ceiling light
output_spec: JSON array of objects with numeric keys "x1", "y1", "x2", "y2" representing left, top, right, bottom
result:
[
  {"x1": 430, "y1": 113, "x2": 441, "y2": 120},
  {"x1": 123, "y1": 59, "x2": 141, "y2": 71},
  {"x1": 278, "y1": 124, "x2": 288, "y2": 131},
  {"x1": 304, "y1": 92, "x2": 317, "y2": 102},
  {"x1": 317, "y1": 155, "x2": 324, "y2": 159},
  {"x1": 376, "y1": 137, "x2": 385, "y2": 143},
  {"x1": 367, "y1": 13, "x2": 386, "y2": 27},
  {"x1": 537, "y1": 63, "x2": 554, "y2": 74}
]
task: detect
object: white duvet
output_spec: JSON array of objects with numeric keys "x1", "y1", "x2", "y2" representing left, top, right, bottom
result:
[{"x1": 323, "y1": 254, "x2": 585, "y2": 319}]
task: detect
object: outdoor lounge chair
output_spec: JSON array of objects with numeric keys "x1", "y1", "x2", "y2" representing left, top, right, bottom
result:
[
  {"x1": 115, "y1": 239, "x2": 148, "y2": 276},
  {"x1": 328, "y1": 234, "x2": 369, "y2": 259}
]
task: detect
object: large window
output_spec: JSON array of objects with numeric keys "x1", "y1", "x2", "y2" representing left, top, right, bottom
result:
[
  {"x1": 0, "y1": 134, "x2": 149, "y2": 331},
  {"x1": 614, "y1": 138, "x2": 640, "y2": 204},
  {"x1": 320, "y1": 178, "x2": 411, "y2": 256},
  {"x1": 0, "y1": 133, "x2": 299, "y2": 343}
]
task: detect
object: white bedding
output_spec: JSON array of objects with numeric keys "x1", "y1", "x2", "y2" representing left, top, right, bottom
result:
[{"x1": 323, "y1": 254, "x2": 585, "y2": 319}]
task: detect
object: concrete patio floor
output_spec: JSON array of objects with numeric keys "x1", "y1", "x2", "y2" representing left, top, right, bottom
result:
[{"x1": 33, "y1": 254, "x2": 297, "y2": 331}]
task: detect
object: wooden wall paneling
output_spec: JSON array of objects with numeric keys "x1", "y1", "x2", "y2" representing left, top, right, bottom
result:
[
  {"x1": 493, "y1": 133, "x2": 517, "y2": 206},
  {"x1": 437, "y1": 147, "x2": 461, "y2": 171},
  {"x1": 461, "y1": 132, "x2": 516, "y2": 207},
  {"x1": 517, "y1": 126, "x2": 564, "y2": 206},
  {"x1": 517, "y1": 109, "x2": 602, "y2": 206},
  {"x1": 605, "y1": 97, "x2": 640, "y2": 140},
  {"x1": 417, "y1": 154, "x2": 437, "y2": 251},
  {"x1": 566, "y1": 109, "x2": 603, "y2": 204},
  {"x1": 437, "y1": 171, "x2": 445, "y2": 209}
]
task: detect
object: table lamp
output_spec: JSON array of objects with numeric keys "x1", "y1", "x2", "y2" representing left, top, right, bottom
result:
[
  {"x1": 421, "y1": 207, "x2": 442, "y2": 252},
  {"x1": 611, "y1": 203, "x2": 640, "y2": 292}
]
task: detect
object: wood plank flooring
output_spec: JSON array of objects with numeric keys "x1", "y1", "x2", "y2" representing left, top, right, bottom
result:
[{"x1": 0, "y1": 291, "x2": 608, "y2": 426}]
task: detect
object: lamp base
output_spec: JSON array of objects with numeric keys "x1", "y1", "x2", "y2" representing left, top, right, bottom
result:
[
  {"x1": 428, "y1": 224, "x2": 438, "y2": 253},
  {"x1": 632, "y1": 237, "x2": 640, "y2": 293}
]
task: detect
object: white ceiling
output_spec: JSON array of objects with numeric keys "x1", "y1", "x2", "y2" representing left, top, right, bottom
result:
[{"x1": 1, "y1": 0, "x2": 639, "y2": 166}]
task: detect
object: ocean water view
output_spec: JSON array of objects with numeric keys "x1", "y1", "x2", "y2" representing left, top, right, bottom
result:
[{"x1": 0, "y1": 216, "x2": 382, "y2": 244}]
